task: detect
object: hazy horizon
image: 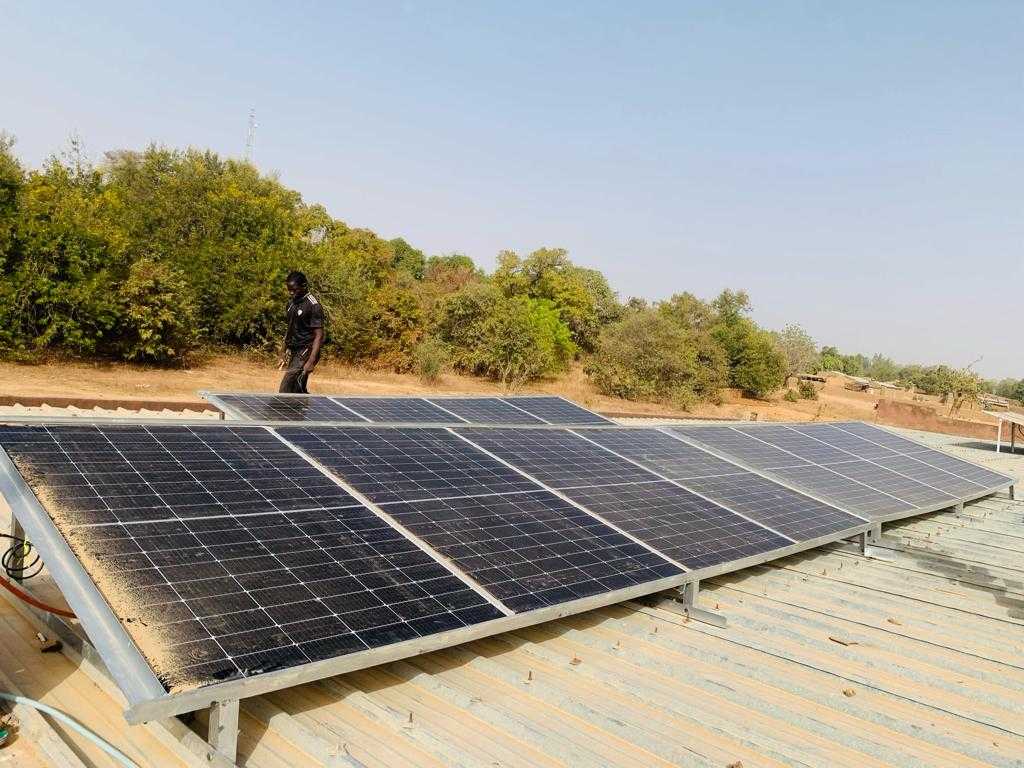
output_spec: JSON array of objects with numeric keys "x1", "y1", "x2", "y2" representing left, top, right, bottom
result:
[{"x1": 4, "y1": 1, "x2": 1021, "y2": 378}]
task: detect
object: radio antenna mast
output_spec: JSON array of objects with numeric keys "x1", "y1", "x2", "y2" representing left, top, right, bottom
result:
[{"x1": 245, "y1": 109, "x2": 257, "y2": 165}]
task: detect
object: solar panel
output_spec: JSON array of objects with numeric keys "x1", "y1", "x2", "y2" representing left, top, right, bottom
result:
[
  {"x1": 277, "y1": 426, "x2": 541, "y2": 504},
  {"x1": 565, "y1": 480, "x2": 791, "y2": 569},
  {"x1": 733, "y1": 425, "x2": 859, "y2": 466},
  {"x1": 669, "y1": 426, "x2": 810, "y2": 470},
  {"x1": 0, "y1": 424, "x2": 503, "y2": 692},
  {"x1": 332, "y1": 398, "x2": 466, "y2": 424},
  {"x1": 457, "y1": 428, "x2": 658, "y2": 489},
  {"x1": 676, "y1": 422, "x2": 1013, "y2": 520},
  {"x1": 675, "y1": 472, "x2": 865, "y2": 541},
  {"x1": 209, "y1": 394, "x2": 365, "y2": 422},
  {"x1": 831, "y1": 421, "x2": 934, "y2": 453},
  {"x1": 276, "y1": 426, "x2": 682, "y2": 610},
  {"x1": 382, "y1": 490, "x2": 681, "y2": 612},
  {"x1": 573, "y1": 428, "x2": 749, "y2": 480},
  {"x1": 464, "y1": 428, "x2": 864, "y2": 548},
  {"x1": 501, "y1": 396, "x2": 613, "y2": 425},
  {"x1": 426, "y1": 397, "x2": 545, "y2": 425},
  {"x1": 787, "y1": 424, "x2": 901, "y2": 460},
  {"x1": 899, "y1": 450, "x2": 1012, "y2": 488},
  {"x1": 762, "y1": 463, "x2": 916, "y2": 519}
]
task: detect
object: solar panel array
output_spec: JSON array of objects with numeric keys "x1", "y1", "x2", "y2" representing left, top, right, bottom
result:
[
  {"x1": 674, "y1": 421, "x2": 1013, "y2": 520},
  {"x1": 0, "y1": 424, "x2": 503, "y2": 690},
  {"x1": 205, "y1": 393, "x2": 613, "y2": 425},
  {"x1": 0, "y1": 411, "x2": 1010, "y2": 719}
]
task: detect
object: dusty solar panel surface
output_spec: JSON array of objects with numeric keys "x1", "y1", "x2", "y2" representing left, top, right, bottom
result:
[
  {"x1": 212, "y1": 394, "x2": 365, "y2": 422},
  {"x1": 206, "y1": 393, "x2": 614, "y2": 425},
  {"x1": 500, "y1": 396, "x2": 614, "y2": 424},
  {"x1": 0, "y1": 424, "x2": 503, "y2": 691},
  {"x1": 332, "y1": 397, "x2": 466, "y2": 424},
  {"x1": 424, "y1": 397, "x2": 545, "y2": 425},
  {"x1": 278, "y1": 426, "x2": 681, "y2": 611},
  {"x1": 674, "y1": 422, "x2": 1012, "y2": 520},
  {"x1": 1, "y1": 415, "x2": 1007, "y2": 717}
]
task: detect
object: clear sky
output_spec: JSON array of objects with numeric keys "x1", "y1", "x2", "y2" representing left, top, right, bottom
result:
[{"x1": 3, "y1": 1, "x2": 1022, "y2": 377}]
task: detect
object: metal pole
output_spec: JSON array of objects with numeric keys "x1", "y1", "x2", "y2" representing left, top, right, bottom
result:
[{"x1": 996, "y1": 418, "x2": 1003, "y2": 453}]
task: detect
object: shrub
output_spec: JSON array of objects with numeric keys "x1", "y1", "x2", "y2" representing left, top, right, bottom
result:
[
  {"x1": 731, "y1": 329, "x2": 787, "y2": 398},
  {"x1": 114, "y1": 256, "x2": 198, "y2": 363},
  {"x1": 783, "y1": 388, "x2": 799, "y2": 402},
  {"x1": 478, "y1": 296, "x2": 576, "y2": 391},
  {"x1": 413, "y1": 337, "x2": 449, "y2": 384},
  {"x1": 586, "y1": 309, "x2": 728, "y2": 408},
  {"x1": 798, "y1": 380, "x2": 818, "y2": 400}
]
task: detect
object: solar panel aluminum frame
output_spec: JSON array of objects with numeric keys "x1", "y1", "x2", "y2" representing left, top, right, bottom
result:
[{"x1": 668, "y1": 425, "x2": 1014, "y2": 524}]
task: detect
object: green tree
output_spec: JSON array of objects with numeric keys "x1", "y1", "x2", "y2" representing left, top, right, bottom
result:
[
  {"x1": 731, "y1": 328, "x2": 787, "y2": 398},
  {"x1": 866, "y1": 354, "x2": 899, "y2": 382},
  {"x1": 586, "y1": 309, "x2": 728, "y2": 409},
  {"x1": 708, "y1": 290, "x2": 786, "y2": 397},
  {"x1": 493, "y1": 247, "x2": 615, "y2": 352},
  {"x1": 477, "y1": 295, "x2": 576, "y2": 391},
  {"x1": 771, "y1": 324, "x2": 818, "y2": 378}
]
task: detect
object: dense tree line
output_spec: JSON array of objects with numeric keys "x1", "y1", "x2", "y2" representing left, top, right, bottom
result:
[{"x1": 0, "y1": 137, "x2": 1016, "y2": 409}]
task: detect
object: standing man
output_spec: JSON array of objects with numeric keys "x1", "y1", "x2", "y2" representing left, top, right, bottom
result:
[{"x1": 278, "y1": 271, "x2": 325, "y2": 393}]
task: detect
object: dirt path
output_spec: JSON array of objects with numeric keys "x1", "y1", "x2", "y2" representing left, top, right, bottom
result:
[{"x1": 0, "y1": 354, "x2": 984, "y2": 426}]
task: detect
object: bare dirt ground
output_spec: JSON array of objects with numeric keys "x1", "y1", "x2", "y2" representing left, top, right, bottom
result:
[{"x1": 0, "y1": 354, "x2": 998, "y2": 426}]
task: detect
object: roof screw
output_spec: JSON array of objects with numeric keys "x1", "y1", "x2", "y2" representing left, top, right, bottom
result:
[
  {"x1": 570, "y1": 654, "x2": 581, "y2": 666},
  {"x1": 525, "y1": 669, "x2": 533, "y2": 683}
]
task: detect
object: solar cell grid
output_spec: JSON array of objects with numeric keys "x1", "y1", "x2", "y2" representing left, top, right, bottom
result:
[
  {"x1": 813, "y1": 459, "x2": 957, "y2": 506},
  {"x1": 457, "y1": 428, "x2": 658, "y2": 489},
  {"x1": 383, "y1": 490, "x2": 681, "y2": 612},
  {"x1": 734, "y1": 425, "x2": 858, "y2": 465},
  {"x1": 0, "y1": 424, "x2": 360, "y2": 526},
  {"x1": 765, "y1": 463, "x2": 915, "y2": 518},
  {"x1": 564, "y1": 480, "x2": 791, "y2": 570},
  {"x1": 426, "y1": 397, "x2": 545, "y2": 425},
  {"x1": 859, "y1": 454, "x2": 984, "y2": 497},
  {"x1": 278, "y1": 427, "x2": 541, "y2": 504},
  {"x1": 788, "y1": 424, "x2": 901, "y2": 460},
  {"x1": 574, "y1": 428, "x2": 745, "y2": 480},
  {"x1": 671, "y1": 427, "x2": 810, "y2": 470},
  {"x1": 214, "y1": 394, "x2": 365, "y2": 422},
  {"x1": 833, "y1": 421, "x2": 935, "y2": 453},
  {"x1": 677, "y1": 473, "x2": 865, "y2": 541},
  {"x1": 0, "y1": 424, "x2": 505, "y2": 691},
  {"x1": 333, "y1": 398, "x2": 465, "y2": 424},
  {"x1": 66, "y1": 506, "x2": 502, "y2": 689},
  {"x1": 902, "y1": 451, "x2": 1011, "y2": 488},
  {"x1": 501, "y1": 396, "x2": 612, "y2": 425}
]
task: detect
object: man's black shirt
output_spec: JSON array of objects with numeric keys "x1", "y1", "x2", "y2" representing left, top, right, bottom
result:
[{"x1": 285, "y1": 292, "x2": 325, "y2": 350}]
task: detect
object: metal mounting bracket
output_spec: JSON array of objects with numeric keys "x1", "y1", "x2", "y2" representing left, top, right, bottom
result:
[
  {"x1": 643, "y1": 580, "x2": 728, "y2": 628},
  {"x1": 208, "y1": 699, "x2": 240, "y2": 763}
]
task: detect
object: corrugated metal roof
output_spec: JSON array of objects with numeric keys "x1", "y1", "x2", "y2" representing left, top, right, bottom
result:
[{"x1": 3, "y1": 428, "x2": 1023, "y2": 767}]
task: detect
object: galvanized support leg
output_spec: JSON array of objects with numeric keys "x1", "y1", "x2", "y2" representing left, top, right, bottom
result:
[
  {"x1": 865, "y1": 523, "x2": 882, "y2": 545},
  {"x1": 1010, "y1": 484, "x2": 1016, "y2": 501},
  {"x1": 641, "y1": 580, "x2": 727, "y2": 628},
  {"x1": 8, "y1": 516, "x2": 25, "y2": 583},
  {"x1": 849, "y1": 529, "x2": 895, "y2": 561},
  {"x1": 996, "y1": 419, "x2": 1003, "y2": 453},
  {"x1": 208, "y1": 699, "x2": 239, "y2": 763}
]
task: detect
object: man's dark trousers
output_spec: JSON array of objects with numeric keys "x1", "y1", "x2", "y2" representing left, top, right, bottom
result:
[{"x1": 279, "y1": 347, "x2": 311, "y2": 393}]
